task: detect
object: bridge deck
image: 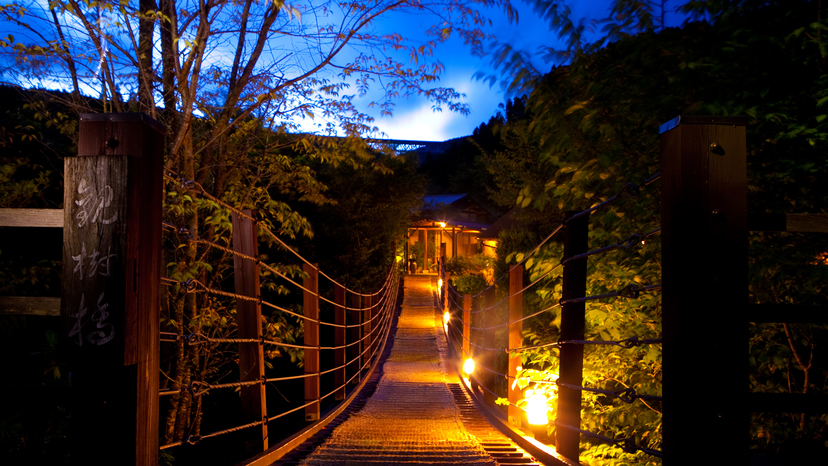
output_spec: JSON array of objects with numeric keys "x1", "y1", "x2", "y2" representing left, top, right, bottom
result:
[{"x1": 273, "y1": 275, "x2": 542, "y2": 465}]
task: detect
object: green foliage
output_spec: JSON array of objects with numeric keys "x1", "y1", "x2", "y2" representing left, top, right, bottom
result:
[
  {"x1": 451, "y1": 273, "x2": 488, "y2": 295},
  {"x1": 446, "y1": 253, "x2": 493, "y2": 295},
  {"x1": 294, "y1": 150, "x2": 426, "y2": 291},
  {"x1": 445, "y1": 253, "x2": 492, "y2": 275},
  {"x1": 476, "y1": 1, "x2": 828, "y2": 463}
]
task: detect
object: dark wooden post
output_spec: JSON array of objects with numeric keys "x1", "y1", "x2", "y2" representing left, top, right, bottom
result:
[
  {"x1": 363, "y1": 294, "x2": 373, "y2": 366},
  {"x1": 470, "y1": 293, "x2": 482, "y2": 392},
  {"x1": 556, "y1": 211, "x2": 588, "y2": 461},
  {"x1": 440, "y1": 243, "x2": 448, "y2": 314},
  {"x1": 463, "y1": 294, "x2": 472, "y2": 360},
  {"x1": 349, "y1": 294, "x2": 362, "y2": 383},
  {"x1": 481, "y1": 285, "x2": 497, "y2": 404},
  {"x1": 334, "y1": 284, "x2": 346, "y2": 400},
  {"x1": 303, "y1": 263, "x2": 320, "y2": 421},
  {"x1": 508, "y1": 264, "x2": 524, "y2": 426},
  {"x1": 232, "y1": 210, "x2": 267, "y2": 453},
  {"x1": 423, "y1": 229, "x2": 429, "y2": 272},
  {"x1": 63, "y1": 113, "x2": 163, "y2": 466},
  {"x1": 660, "y1": 115, "x2": 747, "y2": 463}
]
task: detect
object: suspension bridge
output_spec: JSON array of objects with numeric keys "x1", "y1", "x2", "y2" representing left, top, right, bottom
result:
[{"x1": 2, "y1": 113, "x2": 828, "y2": 465}]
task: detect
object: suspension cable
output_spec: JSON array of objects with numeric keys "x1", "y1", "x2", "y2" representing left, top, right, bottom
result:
[{"x1": 555, "y1": 422, "x2": 663, "y2": 458}]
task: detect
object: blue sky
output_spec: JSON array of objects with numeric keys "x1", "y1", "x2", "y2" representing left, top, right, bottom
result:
[
  {"x1": 364, "y1": 0, "x2": 687, "y2": 141},
  {"x1": 360, "y1": 0, "x2": 605, "y2": 142},
  {"x1": 1, "y1": 0, "x2": 687, "y2": 142}
]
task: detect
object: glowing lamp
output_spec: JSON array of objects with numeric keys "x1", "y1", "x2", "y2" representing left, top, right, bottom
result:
[
  {"x1": 525, "y1": 389, "x2": 549, "y2": 425},
  {"x1": 439, "y1": 222, "x2": 446, "y2": 228},
  {"x1": 437, "y1": 278, "x2": 443, "y2": 289},
  {"x1": 443, "y1": 311, "x2": 451, "y2": 325},
  {"x1": 462, "y1": 358, "x2": 475, "y2": 375}
]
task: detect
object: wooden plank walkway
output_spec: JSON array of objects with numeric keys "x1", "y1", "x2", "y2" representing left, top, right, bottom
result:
[{"x1": 272, "y1": 275, "x2": 543, "y2": 465}]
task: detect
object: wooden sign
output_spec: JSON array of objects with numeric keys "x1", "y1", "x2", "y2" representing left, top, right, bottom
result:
[{"x1": 62, "y1": 113, "x2": 163, "y2": 466}]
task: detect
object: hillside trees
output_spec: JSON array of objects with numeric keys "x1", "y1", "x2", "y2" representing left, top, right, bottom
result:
[
  {"x1": 0, "y1": 0, "x2": 516, "y2": 453},
  {"x1": 479, "y1": 0, "x2": 828, "y2": 463}
]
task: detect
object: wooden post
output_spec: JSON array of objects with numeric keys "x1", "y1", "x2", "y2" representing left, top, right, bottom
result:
[
  {"x1": 303, "y1": 263, "x2": 320, "y2": 421},
  {"x1": 63, "y1": 113, "x2": 163, "y2": 466},
  {"x1": 404, "y1": 239, "x2": 410, "y2": 273},
  {"x1": 463, "y1": 294, "x2": 472, "y2": 360},
  {"x1": 508, "y1": 264, "x2": 524, "y2": 426},
  {"x1": 232, "y1": 210, "x2": 267, "y2": 453},
  {"x1": 349, "y1": 294, "x2": 362, "y2": 383},
  {"x1": 441, "y1": 243, "x2": 449, "y2": 317},
  {"x1": 423, "y1": 230, "x2": 429, "y2": 272},
  {"x1": 481, "y1": 285, "x2": 497, "y2": 404},
  {"x1": 363, "y1": 294, "x2": 373, "y2": 366},
  {"x1": 556, "y1": 211, "x2": 588, "y2": 461},
  {"x1": 660, "y1": 115, "x2": 747, "y2": 463},
  {"x1": 334, "y1": 284, "x2": 346, "y2": 400},
  {"x1": 470, "y1": 293, "x2": 482, "y2": 392}
]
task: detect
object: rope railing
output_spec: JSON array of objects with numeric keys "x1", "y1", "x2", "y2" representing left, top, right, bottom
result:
[
  {"x1": 465, "y1": 172, "x2": 661, "y2": 300},
  {"x1": 165, "y1": 168, "x2": 388, "y2": 300},
  {"x1": 508, "y1": 336, "x2": 662, "y2": 353},
  {"x1": 555, "y1": 422, "x2": 663, "y2": 459},
  {"x1": 158, "y1": 168, "x2": 402, "y2": 455},
  {"x1": 157, "y1": 282, "x2": 397, "y2": 451},
  {"x1": 459, "y1": 226, "x2": 659, "y2": 315},
  {"x1": 439, "y1": 171, "x2": 663, "y2": 464},
  {"x1": 562, "y1": 228, "x2": 661, "y2": 264},
  {"x1": 565, "y1": 172, "x2": 660, "y2": 224}
]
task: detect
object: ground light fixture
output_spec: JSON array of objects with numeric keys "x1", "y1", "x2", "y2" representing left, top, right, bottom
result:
[
  {"x1": 462, "y1": 358, "x2": 475, "y2": 376},
  {"x1": 443, "y1": 311, "x2": 451, "y2": 325},
  {"x1": 524, "y1": 388, "x2": 550, "y2": 425}
]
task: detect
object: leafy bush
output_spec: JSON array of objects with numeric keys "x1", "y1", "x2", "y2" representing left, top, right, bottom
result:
[{"x1": 451, "y1": 273, "x2": 488, "y2": 295}]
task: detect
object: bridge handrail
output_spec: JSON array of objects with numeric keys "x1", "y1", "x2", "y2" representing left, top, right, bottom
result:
[{"x1": 441, "y1": 170, "x2": 664, "y2": 462}]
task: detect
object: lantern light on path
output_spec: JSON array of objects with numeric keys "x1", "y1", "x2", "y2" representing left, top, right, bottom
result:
[
  {"x1": 525, "y1": 389, "x2": 550, "y2": 425},
  {"x1": 463, "y1": 358, "x2": 475, "y2": 376}
]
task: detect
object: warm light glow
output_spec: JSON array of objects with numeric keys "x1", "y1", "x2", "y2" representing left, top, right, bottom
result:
[
  {"x1": 396, "y1": 255, "x2": 403, "y2": 262},
  {"x1": 439, "y1": 222, "x2": 446, "y2": 228},
  {"x1": 437, "y1": 278, "x2": 443, "y2": 289},
  {"x1": 525, "y1": 389, "x2": 549, "y2": 425},
  {"x1": 463, "y1": 358, "x2": 475, "y2": 375},
  {"x1": 443, "y1": 311, "x2": 451, "y2": 325}
]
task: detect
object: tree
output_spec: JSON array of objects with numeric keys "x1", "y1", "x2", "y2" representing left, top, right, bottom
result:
[
  {"x1": 0, "y1": 0, "x2": 517, "y2": 454},
  {"x1": 475, "y1": 0, "x2": 828, "y2": 463}
]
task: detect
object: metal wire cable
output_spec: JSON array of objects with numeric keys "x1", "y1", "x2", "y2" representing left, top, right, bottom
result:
[
  {"x1": 467, "y1": 262, "x2": 563, "y2": 315},
  {"x1": 565, "y1": 172, "x2": 661, "y2": 224},
  {"x1": 555, "y1": 422, "x2": 663, "y2": 458},
  {"x1": 508, "y1": 336, "x2": 662, "y2": 353},
  {"x1": 259, "y1": 299, "x2": 318, "y2": 324},
  {"x1": 517, "y1": 223, "x2": 565, "y2": 266},
  {"x1": 443, "y1": 314, "x2": 503, "y2": 354},
  {"x1": 176, "y1": 292, "x2": 394, "y2": 406},
  {"x1": 259, "y1": 261, "x2": 318, "y2": 298},
  {"x1": 555, "y1": 381, "x2": 662, "y2": 403},
  {"x1": 165, "y1": 168, "x2": 386, "y2": 300},
  {"x1": 189, "y1": 236, "x2": 258, "y2": 264},
  {"x1": 562, "y1": 228, "x2": 661, "y2": 264},
  {"x1": 447, "y1": 288, "x2": 465, "y2": 311},
  {"x1": 160, "y1": 276, "x2": 180, "y2": 287},
  {"x1": 559, "y1": 283, "x2": 661, "y2": 304},
  {"x1": 465, "y1": 222, "x2": 566, "y2": 300}
]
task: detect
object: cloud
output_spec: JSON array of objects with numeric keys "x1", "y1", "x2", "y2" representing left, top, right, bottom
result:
[{"x1": 371, "y1": 74, "x2": 505, "y2": 141}]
